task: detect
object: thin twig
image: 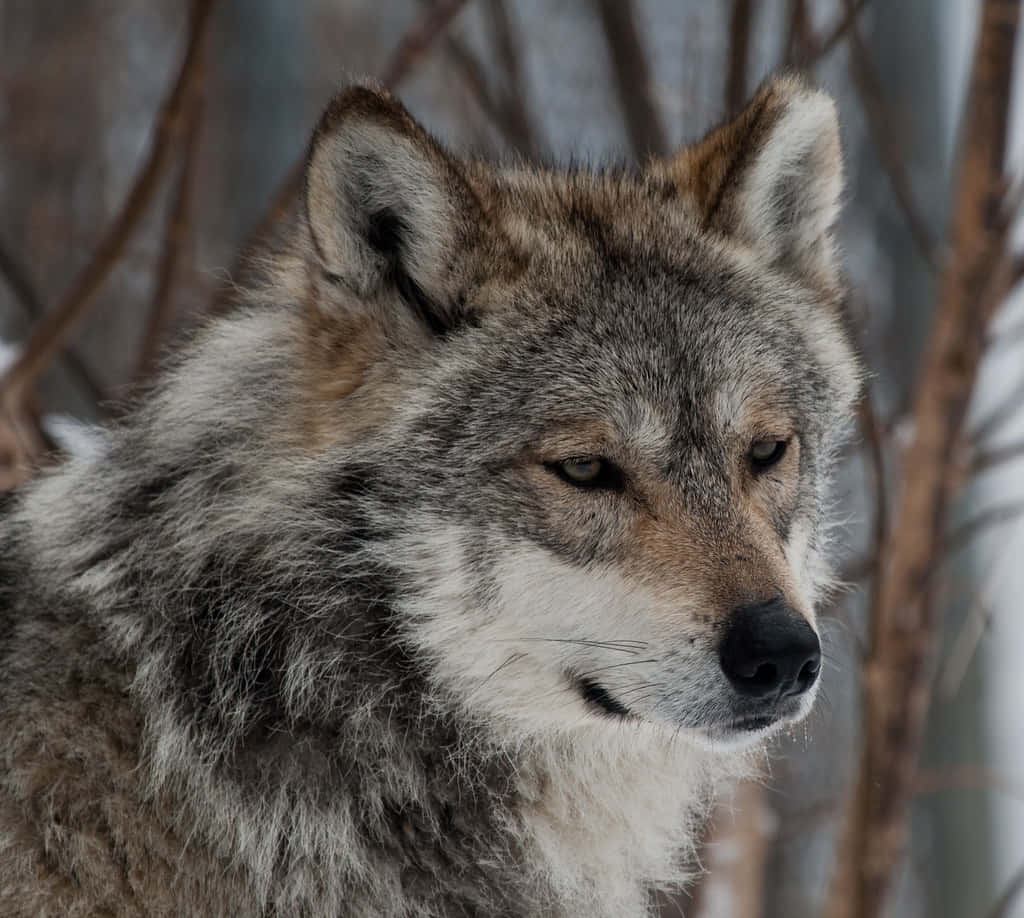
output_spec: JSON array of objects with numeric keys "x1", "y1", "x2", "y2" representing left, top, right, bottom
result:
[
  {"x1": 593, "y1": 0, "x2": 668, "y2": 160},
  {"x1": 843, "y1": 0, "x2": 940, "y2": 269},
  {"x1": 970, "y1": 370, "x2": 1024, "y2": 442},
  {"x1": 941, "y1": 499, "x2": 1024, "y2": 559},
  {"x1": 439, "y1": 35, "x2": 519, "y2": 152},
  {"x1": 915, "y1": 765, "x2": 1024, "y2": 803},
  {"x1": 806, "y1": 0, "x2": 872, "y2": 63},
  {"x1": 859, "y1": 390, "x2": 889, "y2": 630},
  {"x1": 0, "y1": 0, "x2": 216, "y2": 475},
  {"x1": 439, "y1": 24, "x2": 538, "y2": 157},
  {"x1": 726, "y1": 0, "x2": 755, "y2": 111},
  {"x1": 378, "y1": 0, "x2": 473, "y2": 89},
  {"x1": 784, "y1": 0, "x2": 814, "y2": 67},
  {"x1": 986, "y1": 313, "x2": 1024, "y2": 351},
  {"x1": 483, "y1": 0, "x2": 538, "y2": 155},
  {"x1": 981, "y1": 862, "x2": 1024, "y2": 918},
  {"x1": 686, "y1": 780, "x2": 771, "y2": 918},
  {"x1": 0, "y1": 238, "x2": 104, "y2": 404},
  {"x1": 968, "y1": 436, "x2": 1024, "y2": 474},
  {"x1": 937, "y1": 539, "x2": 1014, "y2": 700},
  {"x1": 831, "y1": 383, "x2": 890, "y2": 593},
  {"x1": 135, "y1": 48, "x2": 207, "y2": 381}
]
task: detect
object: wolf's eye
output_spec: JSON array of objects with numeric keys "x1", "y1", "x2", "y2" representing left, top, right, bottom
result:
[
  {"x1": 749, "y1": 439, "x2": 788, "y2": 470},
  {"x1": 549, "y1": 457, "x2": 624, "y2": 491}
]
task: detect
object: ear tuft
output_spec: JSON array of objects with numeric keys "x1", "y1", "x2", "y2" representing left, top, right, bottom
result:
[
  {"x1": 661, "y1": 75, "x2": 843, "y2": 281},
  {"x1": 304, "y1": 84, "x2": 485, "y2": 333}
]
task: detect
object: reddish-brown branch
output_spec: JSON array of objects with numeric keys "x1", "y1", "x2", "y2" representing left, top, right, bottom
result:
[
  {"x1": 0, "y1": 239, "x2": 104, "y2": 404},
  {"x1": 438, "y1": 5, "x2": 539, "y2": 159},
  {"x1": 784, "y1": 0, "x2": 814, "y2": 66},
  {"x1": 0, "y1": 0, "x2": 216, "y2": 479},
  {"x1": 482, "y1": 0, "x2": 538, "y2": 156},
  {"x1": 726, "y1": 0, "x2": 755, "y2": 111},
  {"x1": 439, "y1": 34, "x2": 521, "y2": 153},
  {"x1": 843, "y1": 0, "x2": 940, "y2": 270},
  {"x1": 686, "y1": 780, "x2": 771, "y2": 918},
  {"x1": 914, "y1": 765, "x2": 1024, "y2": 802},
  {"x1": 592, "y1": 0, "x2": 668, "y2": 160},
  {"x1": 378, "y1": 0, "x2": 473, "y2": 90},
  {"x1": 826, "y1": 3, "x2": 1022, "y2": 916},
  {"x1": 135, "y1": 56, "x2": 207, "y2": 381}
]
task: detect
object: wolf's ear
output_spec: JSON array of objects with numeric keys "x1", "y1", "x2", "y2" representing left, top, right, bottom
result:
[
  {"x1": 661, "y1": 75, "x2": 842, "y2": 281},
  {"x1": 304, "y1": 85, "x2": 487, "y2": 333}
]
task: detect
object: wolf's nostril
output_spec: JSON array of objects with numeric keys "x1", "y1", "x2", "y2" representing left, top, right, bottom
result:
[
  {"x1": 719, "y1": 599, "x2": 821, "y2": 700},
  {"x1": 796, "y1": 659, "x2": 819, "y2": 691}
]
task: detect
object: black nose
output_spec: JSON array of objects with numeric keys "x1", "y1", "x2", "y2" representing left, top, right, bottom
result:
[{"x1": 719, "y1": 599, "x2": 821, "y2": 699}]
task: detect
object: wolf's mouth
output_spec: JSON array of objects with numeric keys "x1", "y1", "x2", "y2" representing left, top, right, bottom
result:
[
  {"x1": 726, "y1": 714, "x2": 778, "y2": 732},
  {"x1": 575, "y1": 677, "x2": 632, "y2": 718},
  {"x1": 719, "y1": 697, "x2": 805, "y2": 735}
]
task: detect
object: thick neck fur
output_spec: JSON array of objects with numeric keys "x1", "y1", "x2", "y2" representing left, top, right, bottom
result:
[{"x1": 7, "y1": 299, "x2": 746, "y2": 917}]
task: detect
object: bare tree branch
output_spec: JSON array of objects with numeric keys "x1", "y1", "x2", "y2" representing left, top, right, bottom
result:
[
  {"x1": 437, "y1": 23, "x2": 538, "y2": 158},
  {"x1": 843, "y1": 0, "x2": 941, "y2": 269},
  {"x1": 936, "y1": 542, "x2": 1010, "y2": 700},
  {"x1": 915, "y1": 764, "x2": 1024, "y2": 803},
  {"x1": 784, "y1": 0, "x2": 814, "y2": 67},
  {"x1": 0, "y1": 238, "x2": 104, "y2": 404},
  {"x1": 0, "y1": 0, "x2": 216, "y2": 480},
  {"x1": 970, "y1": 365, "x2": 1024, "y2": 441},
  {"x1": 726, "y1": 0, "x2": 755, "y2": 111},
  {"x1": 135, "y1": 44, "x2": 207, "y2": 381},
  {"x1": 969, "y1": 436, "x2": 1024, "y2": 474},
  {"x1": 941, "y1": 499, "x2": 1024, "y2": 559},
  {"x1": 986, "y1": 311, "x2": 1024, "y2": 351},
  {"x1": 826, "y1": 4, "x2": 1021, "y2": 916},
  {"x1": 981, "y1": 861, "x2": 1024, "y2": 918},
  {"x1": 378, "y1": 0, "x2": 473, "y2": 89},
  {"x1": 806, "y1": 0, "x2": 872, "y2": 63},
  {"x1": 686, "y1": 780, "x2": 771, "y2": 918},
  {"x1": 481, "y1": 0, "x2": 539, "y2": 155},
  {"x1": 440, "y1": 33, "x2": 505, "y2": 134},
  {"x1": 593, "y1": 0, "x2": 668, "y2": 160}
]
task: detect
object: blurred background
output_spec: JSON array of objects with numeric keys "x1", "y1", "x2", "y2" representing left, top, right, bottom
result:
[{"x1": 1, "y1": 1, "x2": 1023, "y2": 915}]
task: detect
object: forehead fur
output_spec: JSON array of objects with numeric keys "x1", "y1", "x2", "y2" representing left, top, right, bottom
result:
[{"x1": 451, "y1": 168, "x2": 854, "y2": 418}]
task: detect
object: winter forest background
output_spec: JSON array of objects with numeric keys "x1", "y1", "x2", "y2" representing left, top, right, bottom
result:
[{"x1": 2, "y1": 1, "x2": 1023, "y2": 915}]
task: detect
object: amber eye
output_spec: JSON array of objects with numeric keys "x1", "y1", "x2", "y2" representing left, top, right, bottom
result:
[
  {"x1": 548, "y1": 457, "x2": 624, "y2": 491},
  {"x1": 749, "y1": 439, "x2": 788, "y2": 470}
]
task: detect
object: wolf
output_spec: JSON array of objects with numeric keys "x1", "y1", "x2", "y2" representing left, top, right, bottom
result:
[{"x1": 0, "y1": 74, "x2": 859, "y2": 916}]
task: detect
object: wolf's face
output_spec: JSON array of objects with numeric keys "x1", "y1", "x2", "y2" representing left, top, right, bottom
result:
[{"x1": 296, "y1": 77, "x2": 859, "y2": 749}]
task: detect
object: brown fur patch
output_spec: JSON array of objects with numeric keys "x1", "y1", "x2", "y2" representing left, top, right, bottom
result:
[{"x1": 296, "y1": 302, "x2": 399, "y2": 451}]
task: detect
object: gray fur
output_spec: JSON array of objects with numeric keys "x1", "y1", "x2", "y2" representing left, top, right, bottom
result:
[{"x1": 0, "y1": 76, "x2": 859, "y2": 916}]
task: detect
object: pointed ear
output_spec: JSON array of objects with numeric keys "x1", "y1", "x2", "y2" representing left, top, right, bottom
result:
[
  {"x1": 304, "y1": 85, "x2": 487, "y2": 334},
  {"x1": 659, "y1": 75, "x2": 843, "y2": 282}
]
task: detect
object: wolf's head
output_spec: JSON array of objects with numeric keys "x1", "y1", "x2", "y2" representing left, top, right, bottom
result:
[{"x1": 237, "y1": 75, "x2": 861, "y2": 752}]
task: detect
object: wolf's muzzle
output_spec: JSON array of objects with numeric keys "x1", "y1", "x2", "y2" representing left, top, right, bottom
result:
[{"x1": 718, "y1": 599, "x2": 820, "y2": 701}]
